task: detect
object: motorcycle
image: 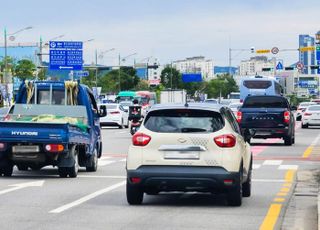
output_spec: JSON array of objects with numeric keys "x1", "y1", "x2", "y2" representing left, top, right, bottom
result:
[{"x1": 128, "y1": 105, "x2": 142, "y2": 135}]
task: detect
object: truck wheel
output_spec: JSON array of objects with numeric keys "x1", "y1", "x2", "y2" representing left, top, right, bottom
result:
[
  {"x1": 227, "y1": 170, "x2": 242, "y2": 206},
  {"x1": 86, "y1": 148, "x2": 98, "y2": 172},
  {"x1": 126, "y1": 180, "x2": 144, "y2": 205},
  {"x1": 284, "y1": 135, "x2": 293, "y2": 146},
  {"x1": 58, "y1": 167, "x2": 68, "y2": 178},
  {"x1": 68, "y1": 151, "x2": 79, "y2": 178}
]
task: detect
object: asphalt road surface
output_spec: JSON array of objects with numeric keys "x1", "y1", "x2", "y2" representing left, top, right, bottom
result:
[{"x1": 1, "y1": 122, "x2": 320, "y2": 230}]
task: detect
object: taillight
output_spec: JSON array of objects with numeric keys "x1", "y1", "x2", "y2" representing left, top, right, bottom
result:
[
  {"x1": 284, "y1": 111, "x2": 290, "y2": 123},
  {"x1": 214, "y1": 134, "x2": 236, "y2": 148},
  {"x1": 304, "y1": 112, "x2": 312, "y2": 116},
  {"x1": 45, "y1": 144, "x2": 64, "y2": 152},
  {"x1": 110, "y1": 111, "x2": 120, "y2": 114},
  {"x1": 132, "y1": 133, "x2": 151, "y2": 146},
  {"x1": 236, "y1": 111, "x2": 242, "y2": 123}
]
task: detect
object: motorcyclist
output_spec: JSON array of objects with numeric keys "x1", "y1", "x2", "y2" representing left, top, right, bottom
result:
[{"x1": 129, "y1": 99, "x2": 142, "y2": 135}]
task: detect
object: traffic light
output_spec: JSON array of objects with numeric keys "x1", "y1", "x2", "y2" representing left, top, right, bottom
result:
[
  {"x1": 147, "y1": 64, "x2": 159, "y2": 69},
  {"x1": 262, "y1": 68, "x2": 272, "y2": 71},
  {"x1": 284, "y1": 67, "x2": 294, "y2": 70},
  {"x1": 310, "y1": 65, "x2": 319, "y2": 70}
]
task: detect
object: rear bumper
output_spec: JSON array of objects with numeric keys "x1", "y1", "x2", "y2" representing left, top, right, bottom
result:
[
  {"x1": 241, "y1": 127, "x2": 290, "y2": 138},
  {"x1": 127, "y1": 165, "x2": 240, "y2": 193}
]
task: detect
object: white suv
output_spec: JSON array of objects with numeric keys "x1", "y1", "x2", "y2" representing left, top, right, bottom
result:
[{"x1": 126, "y1": 103, "x2": 252, "y2": 206}]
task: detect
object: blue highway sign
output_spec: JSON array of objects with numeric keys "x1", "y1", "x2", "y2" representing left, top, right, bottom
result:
[{"x1": 49, "y1": 41, "x2": 83, "y2": 71}]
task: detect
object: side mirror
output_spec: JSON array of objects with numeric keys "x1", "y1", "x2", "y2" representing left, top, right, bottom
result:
[
  {"x1": 291, "y1": 106, "x2": 297, "y2": 111},
  {"x1": 99, "y1": 105, "x2": 107, "y2": 117}
]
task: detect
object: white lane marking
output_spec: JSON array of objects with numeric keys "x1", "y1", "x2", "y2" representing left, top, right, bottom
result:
[
  {"x1": 117, "y1": 131, "x2": 128, "y2": 134},
  {"x1": 78, "y1": 175, "x2": 126, "y2": 179},
  {"x1": 98, "y1": 160, "x2": 115, "y2": 166},
  {"x1": 252, "y1": 179, "x2": 286, "y2": 183},
  {"x1": 253, "y1": 164, "x2": 261, "y2": 169},
  {"x1": 263, "y1": 160, "x2": 283, "y2": 166},
  {"x1": 119, "y1": 158, "x2": 127, "y2": 162},
  {"x1": 278, "y1": 165, "x2": 299, "y2": 170},
  {"x1": 49, "y1": 181, "x2": 126, "y2": 214},
  {"x1": 0, "y1": 180, "x2": 45, "y2": 196}
]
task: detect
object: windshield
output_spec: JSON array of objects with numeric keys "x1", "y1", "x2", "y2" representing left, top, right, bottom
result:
[
  {"x1": 308, "y1": 106, "x2": 320, "y2": 111},
  {"x1": 144, "y1": 109, "x2": 224, "y2": 133},
  {"x1": 243, "y1": 96, "x2": 288, "y2": 108}
]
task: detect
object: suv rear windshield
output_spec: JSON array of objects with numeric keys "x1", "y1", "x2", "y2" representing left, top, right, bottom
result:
[
  {"x1": 243, "y1": 80, "x2": 272, "y2": 89},
  {"x1": 243, "y1": 96, "x2": 288, "y2": 108},
  {"x1": 144, "y1": 109, "x2": 224, "y2": 133}
]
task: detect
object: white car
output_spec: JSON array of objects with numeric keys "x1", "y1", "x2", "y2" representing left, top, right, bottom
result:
[
  {"x1": 301, "y1": 105, "x2": 320, "y2": 128},
  {"x1": 99, "y1": 103, "x2": 129, "y2": 128},
  {"x1": 296, "y1": 102, "x2": 316, "y2": 121},
  {"x1": 126, "y1": 103, "x2": 252, "y2": 206}
]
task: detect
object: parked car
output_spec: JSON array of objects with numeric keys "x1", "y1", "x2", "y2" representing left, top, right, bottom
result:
[
  {"x1": 238, "y1": 95, "x2": 295, "y2": 145},
  {"x1": 126, "y1": 103, "x2": 252, "y2": 206},
  {"x1": 99, "y1": 103, "x2": 129, "y2": 128},
  {"x1": 228, "y1": 103, "x2": 242, "y2": 116},
  {"x1": 296, "y1": 102, "x2": 316, "y2": 121},
  {"x1": 301, "y1": 105, "x2": 320, "y2": 128}
]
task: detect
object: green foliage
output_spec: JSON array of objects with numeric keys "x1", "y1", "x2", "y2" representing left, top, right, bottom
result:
[
  {"x1": 160, "y1": 66, "x2": 183, "y2": 89},
  {"x1": 14, "y1": 59, "x2": 36, "y2": 80},
  {"x1": 97, "y1": 67, "x2": 141, "y2": 93},
  {"x1": 135, "y1": 80, "x2": 149, "y2": 90},
  {"x1": 204, "y1": 74, "x2": 239, "y2": 98}
]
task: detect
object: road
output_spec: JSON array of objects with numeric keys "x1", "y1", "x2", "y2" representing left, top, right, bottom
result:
[{"x1": 1, "y1": 123, "x2": 320, "y2": 230}]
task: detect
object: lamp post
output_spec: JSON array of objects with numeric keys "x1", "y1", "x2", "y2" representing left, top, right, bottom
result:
[
  {"x1": 118, "y1": 52, "x2": 137, "y2": 92},
  {"x1": 95, "y1": 48, "x2": 115, "y2": 87},
  {"x1": 3, "y1": 26, "x2": 33, "y2": 84}
]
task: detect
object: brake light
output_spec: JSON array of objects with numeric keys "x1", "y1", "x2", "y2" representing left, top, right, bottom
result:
[
  {"x1": 236, "y1": 111, "x2": 242, "y2": 123},
  {"x1": 45, "y1": 144, "x2": 64, "y2": 152},
  {"x1": 284, "y1": 111, "x2": 290, "y2": 123},
  {"x1": 110, "y1": 111, "x2": 120, "y2": 114},
  {"x1": 132, "y1": 133, "x2": 151, "y2": 146},
  {"x1": 214, "y1": 134, "x2": 236, "y2": 148},
  {"x1": 130, "y1": 177, "x2": 142, "y2": 184},
  {"x1": 304, "y1": 112, "x2": 312, "y2": 116}
]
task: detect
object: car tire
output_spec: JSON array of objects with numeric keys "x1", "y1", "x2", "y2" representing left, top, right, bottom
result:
[
  {"x1": 284, "y1": 135, "x2": 293, "y2": 146},
  {"x1": 86, "y1": 148, "x2": 98, "y2": 172},
  {"x1": 301, "y1": 123, "x2": 308, "y2": 129},
  {"x1": 227, "y1": 170, "x2": 242, "y2": 206},
  {"x1": 2, "y1": 163, "x2": 13, "y2": 177},
  {"x1": 125, "y1": 120, "x2": 129, "y2": 128},
  {"x1": 119, "y1": 119, "x2": 124, "y2": 129},
  {"x1": 242, "y1": 160, "x2": 252, "y2": 197},
  {"x1": 126, "y1": 180, "x2": 144, "y2": 205}
]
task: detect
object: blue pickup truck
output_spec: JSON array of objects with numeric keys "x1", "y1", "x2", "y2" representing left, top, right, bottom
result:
[{"x1": 0, "y1": 81, "x2": 106, "y2": 178}]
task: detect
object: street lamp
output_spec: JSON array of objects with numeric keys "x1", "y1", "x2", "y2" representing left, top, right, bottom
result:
[
  {"x1": 4, "y1": 26, "x2": 33, "y2": 84},
  {"x1": 95, "y1": 48, "x2": 115, "y2": 87},
  {"x1": 118, "y1": 52, "x2": 137, "y2": 92}
]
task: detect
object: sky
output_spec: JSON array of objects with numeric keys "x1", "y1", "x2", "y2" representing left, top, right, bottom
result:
[{"x1": 0, "y1": 0, "x2": 319, "y2": 67}]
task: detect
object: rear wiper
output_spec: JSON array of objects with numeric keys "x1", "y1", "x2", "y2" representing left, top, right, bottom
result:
[{"x1": 180, "y1": 127, "x2": 208, "y2": 133}]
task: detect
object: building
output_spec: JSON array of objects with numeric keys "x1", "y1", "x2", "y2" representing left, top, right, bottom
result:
[
  {"x1": 172, "y1": 56, "x2": 214, "y2": 81},
  {"x1": 239, "y1": 56, "x2": 276, "y2": 76},
  {"x1": 299, "y1": 34, "x2": 316, "y2": 74},
  {"x1": 134, "y1": 58, "x2": 163, "y2": 86}
]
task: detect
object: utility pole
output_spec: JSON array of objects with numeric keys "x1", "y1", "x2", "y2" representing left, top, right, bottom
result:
[{"x1": 95, "y1": 49, "x2": 98, "y2": 87}]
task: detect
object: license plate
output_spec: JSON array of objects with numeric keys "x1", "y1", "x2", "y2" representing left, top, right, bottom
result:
[
  {"x1": 12, "y1": 145, "x2": 40, "y2": 153},
  {"x1": 164, "y1": 151, "x2": 200, "y2": 160}
]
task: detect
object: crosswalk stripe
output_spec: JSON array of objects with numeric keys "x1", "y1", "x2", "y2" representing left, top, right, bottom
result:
[
  {"x1": 98, "y1": 160, "x2": 115, "y2": 166},
  {"x1": 278, "y1": 165, "x2": 299, "y2": 170},
  {"x1": 263, "y1": 160, "x2": 283, "y2": 166}
]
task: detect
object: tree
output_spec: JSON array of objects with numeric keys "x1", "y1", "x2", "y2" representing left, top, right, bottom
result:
[
  {"x1": 160, "y1": 66, "x2": 183, "y2": 89},
  {"x1": 14, "y1": 59, "x2": 36, "y2": 80},
  {"x1": 204, "y1": 74, "x2": 239, "y2": 98},
  {"x1": 135, "y1": 80, "x2": 149, "y2": 90}
]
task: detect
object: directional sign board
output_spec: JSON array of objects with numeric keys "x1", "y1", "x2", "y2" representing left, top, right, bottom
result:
[
  {"x1": 74, "y1": 70, "x2": 89, "y2": 77},
  {"x1": 49, "y1": 41, "x2": 83, "y2": 71}
]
